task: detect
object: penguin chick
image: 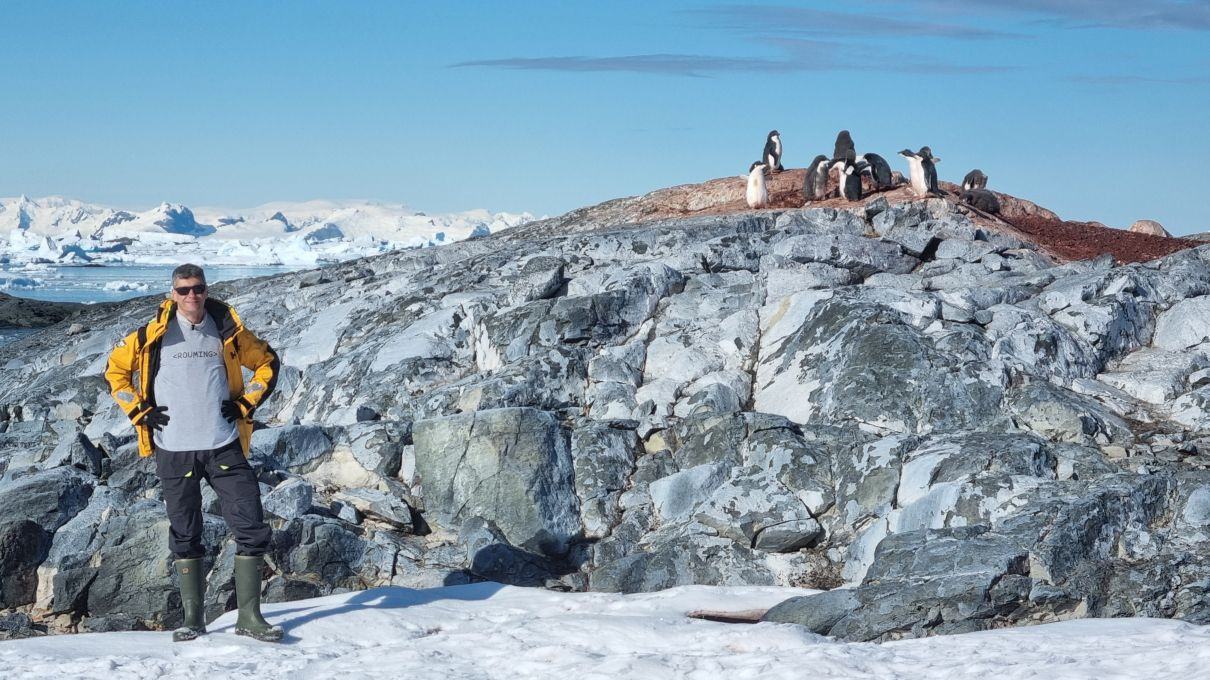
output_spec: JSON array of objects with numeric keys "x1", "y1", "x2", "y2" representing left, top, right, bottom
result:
[{"x1": 746, "y1": 161, "x2": 769, "y2": 209}]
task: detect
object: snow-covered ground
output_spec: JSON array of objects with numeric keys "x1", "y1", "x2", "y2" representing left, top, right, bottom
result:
[
  {"x1": 0, "y1": 196, "x2": 533, "y2": 268},
  {"x1": 2, "y1": 584, "x2": 1207, "y2": 679}
]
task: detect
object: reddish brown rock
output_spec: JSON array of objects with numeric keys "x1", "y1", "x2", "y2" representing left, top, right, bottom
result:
[{"x1": 502, "y1": 170, "x2": 1201, "y2": 265}]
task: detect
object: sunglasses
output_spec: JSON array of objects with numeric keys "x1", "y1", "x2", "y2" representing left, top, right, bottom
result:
[{"x1": 173, "y1": 284, "x2": 208, "y2": 296}]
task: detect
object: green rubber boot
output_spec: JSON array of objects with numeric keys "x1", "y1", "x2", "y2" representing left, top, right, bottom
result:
[
  {"x1": 233, "y1": 555, "x2": 283, "y2": 642},
  {"x1": 172, "y1": 558, "x2": 207, "y2": 642}
]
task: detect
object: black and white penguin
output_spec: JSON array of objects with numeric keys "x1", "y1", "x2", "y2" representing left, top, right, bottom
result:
[
  {"x1": 901, "y1": 147, "x2": 943, "y2": 196},
  {"x1": 803, "y1": 154, "x2": 830, "y2": 201},
  {"x1": 961, "y1": 188, "x2": 1000, "y2": 214},
  {"x1": 763, "y1": 130, "x2": 784, "y2": 173},
  {"x1": 833, "y1": 130, "x2": 855, "y2": 163},
  {"x1": 898, "y1": 149, "x2": 927, "y2": 196},
  {"x1": 858, "y1": 152, "x2": 894, "y2": 190},
  {"x1": 746, "y1": 161, "x2": 769, "y2": 209},
  {"x1": 962, "y1": 169, "x2": 988, "y2": 191},
  {"x1": 832, "y1": 158, "x2": 863, "y2": 202},
  {"x1": 918, "y1": 146, "x2": 942, "y2": 195}
]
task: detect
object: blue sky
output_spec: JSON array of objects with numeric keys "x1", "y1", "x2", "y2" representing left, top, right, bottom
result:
[{"x1": 2, "y1": 1, "x2": 1208, "y2": 233}]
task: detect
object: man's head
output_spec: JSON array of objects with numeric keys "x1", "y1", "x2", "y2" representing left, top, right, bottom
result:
[{"x1": 170, "y1": 263, "x2": 207, "y2": 318}]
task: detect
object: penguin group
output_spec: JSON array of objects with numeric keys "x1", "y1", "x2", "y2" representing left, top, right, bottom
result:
[
  {"x1": 959, "y1": 168, "x2": 999, "y2": 214},
  {"x1": 816, "y1": 129, "x2": 907, "y2": 202},
  {"x1": 741, "y1": 129, "x2": 1000, "y2": 214}
]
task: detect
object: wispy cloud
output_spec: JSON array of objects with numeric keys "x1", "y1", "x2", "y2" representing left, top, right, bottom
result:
[
  {"x1": 690, "y1": 4, "x2": 1025, "y2": 39},
  {"x1": 451, "y1": 41, "x2": 1015, "y2": 78},
  {"x1": 450, "y1": 54, "x2": 805, "y2": 78},
  {"x1": 1067, "y1": 73, "x2": 1210, "y2": 85},
  {"x1": 898, "y1": 0, "x2": 1210, "y2": 31}
]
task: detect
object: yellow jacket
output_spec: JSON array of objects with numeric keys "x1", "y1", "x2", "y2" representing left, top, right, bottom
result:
[{"x1": 104, "y1": 298, "x2": 280, "y2": 458}]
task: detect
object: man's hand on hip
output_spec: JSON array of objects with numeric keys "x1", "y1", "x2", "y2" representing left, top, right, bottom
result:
[
  {"x1": 221, "y1": 400, "x2": 243, "y2": 423},
  {"x1": 144, "y1": 406, "x2": 170, "y2": 431}
]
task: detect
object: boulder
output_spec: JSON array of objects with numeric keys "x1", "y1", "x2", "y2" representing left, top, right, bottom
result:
[
  {"x1": 413, "y1": 407, "x2": 579, "y2": 556},
  {"x1": 262, "y1": 476, "x2": 315, "y2": 521},
  {"x1": 1130, "y1": 220, "x2": 1171, "y2": 238},
  {"x1": 0, "y1": 520, "x2": 51, "y2": 608},
  {"x1": 0, "y1": 467, "x2": 93, "y2": 532}
]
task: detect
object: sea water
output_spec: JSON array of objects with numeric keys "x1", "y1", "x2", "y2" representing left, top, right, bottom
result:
[
  {"x1": 0, "y1": 263, "x2": 303, "y2": 304},
  {"x1": 0, "y1": 263, "x2": 308, "y2": 347}
]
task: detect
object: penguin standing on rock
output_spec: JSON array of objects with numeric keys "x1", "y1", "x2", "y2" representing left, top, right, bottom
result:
[
  {"x1": 833, "y1": 130, "x2": 855, "y2": 163},
  {"x1": 746, "y1": 161, "x2": 769, "y2": 208},
  {"x1": 763, "y1": 130, "x2": 784, "y2": 173},
  {"x1": 918, "y1": 147, "x2": 942, "y2": 195},
  {"x1": 832, "y1": 158, "x2": 863, "y2": 202},
  {"x1": 858, "y1": 152, "x2": 894, "y2": 190},
  {"x1": 963, "y1": 169, "x2": 988, "y2": 191},
  {"x1": 899, "y1": 147, "x2": 942, "y2": 196},
  {"x1": 803, "y1": 154, "x2": 830, "y2": 201}
]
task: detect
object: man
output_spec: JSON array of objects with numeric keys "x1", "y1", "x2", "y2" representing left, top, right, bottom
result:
[{"x1": 105, "y1": 263, "x2": 283, "y2": 642}]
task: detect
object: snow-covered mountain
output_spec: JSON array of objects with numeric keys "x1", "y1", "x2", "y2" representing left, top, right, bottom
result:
[{"x1": 0, "y1": 196, "x2": 535, "y2": 267}]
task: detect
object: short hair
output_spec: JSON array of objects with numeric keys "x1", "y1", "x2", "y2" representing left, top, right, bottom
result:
[{"x1": 171, "y1": 263, "x2": 206, "y2": 285}]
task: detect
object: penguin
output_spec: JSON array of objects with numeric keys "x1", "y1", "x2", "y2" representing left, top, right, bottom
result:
[
  {"x1": 833, "y1": 130, "x2": 855, "y2": 163},
  {"x1": 901, "y1": 148, "x2": 943, "y2": 196},
  {"x1": 962, "y1": 169, "x2": 988, "y2": 191},
  {"x1": 803, "y1": 154, "x2": 830, "y2": 201},
  {"x1": 960, "y1": 188, "x2": 1000, "y2": 214},
  {"x1": 858, "y1": 152, "x2": 894, "y2": 190},
  {"x1": 918, "y1": 146, "x2": 942, "y2": 195},
  {"x1": 898, "y1": 149, "x2": 929, "y2": 197},
  {"x1": 746, "y1": 161, "x2": 769, "y2": 209},
  {"x1": 831, "y1": 158, "x2": 863, "y2": 202},
  {"x1": 763, "y1": 130, "x2": 784, "y2": 173}
]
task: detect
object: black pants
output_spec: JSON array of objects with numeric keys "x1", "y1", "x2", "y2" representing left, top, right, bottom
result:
[{"x1": 155, "y1": 439, "x2": 272, "y2": 559}]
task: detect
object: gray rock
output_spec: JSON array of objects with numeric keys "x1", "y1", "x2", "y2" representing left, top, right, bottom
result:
[
  {"x1": 333, "y1": 487, "x2": 413, "y2": 531},
  {"x1": 0, "y1": 520, "x2": 51, "y2": 608},
  {"x1": 765, "y1": 527, "x2": 1031, "y2": 641},
  {"x1": 250, "y1": 425, "x2": 333, "y2": 473},
  {"x1": 772, "y1": 234, "x2": 918, "y2": 279},
  {"x1": 43, "y1": 431, "x2": 104, "y2": 476},
  {"x1": 1006, "y1": 381, "x2": 1133, "y2": 445},
  {"x1": 4, "y1": 196, "x2": 1210, "y2": 640},
  {"x1": 0, "y1": 466, "x2": 93, "y2": 532},
  {"x1": 271, "y1": 515, "x2": 369, "y2": 589},
  {"x1": 0, "y1": 611, "x2": 45, "y2": 640},
  {"x1": 414, "y1": 407, "x2": 579, "y2": 556},
  {"x1": 1153, "y1": 296, "x2": 1210, "y2": 349},
  {"x1": 571, "y1": 423, "x2": 638, "y2": 539},
  {"x1": 458, "y1": 516, "x2": 558, "y2": 586},
  {"x1": 590, "y1": 535, "x2": 777, "y2": 593},
  {"x1": 262, "y1": 476, "x2": 315, "y2": 520},
  {"x1": 692, "y1": 468, "x2": 822, "y2": 552},
  {"x1": 344, "y1": 420, "x2": 409, "y2": 478}
]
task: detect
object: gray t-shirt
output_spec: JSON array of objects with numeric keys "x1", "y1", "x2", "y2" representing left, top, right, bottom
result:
[{"x1": 152, "y1": 312, "x2": 238, "y2": 452}]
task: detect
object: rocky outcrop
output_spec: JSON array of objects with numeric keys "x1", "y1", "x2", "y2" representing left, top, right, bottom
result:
[
  {"x1": 1131, "y1": 220, "x2": 1171, "y2": 238},
  {"x1": 0, "y1": 292, "x2": 87, "y2": 329},
  {"x1": 2, "y1": 198, "x2": 1210, "y2": 641}
]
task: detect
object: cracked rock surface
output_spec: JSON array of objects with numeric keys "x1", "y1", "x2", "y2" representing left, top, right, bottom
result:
[{"x1": 2, "y1": 200, "x2": 1209, "y2": 640}]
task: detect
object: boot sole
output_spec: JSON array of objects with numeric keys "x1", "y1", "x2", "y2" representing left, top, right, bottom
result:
[
  {"x1": 172, "y1": 627, "x2": 207, "y2": 642},
  {"x1": 235, "y1": 626, "x2": 284, "y2": 642}
]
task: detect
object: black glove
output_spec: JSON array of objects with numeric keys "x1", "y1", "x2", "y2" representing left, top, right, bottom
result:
[
  {"x1": 221, "y1": 400, "x2": 243, "y2": 423},
  {"x1": 143, "y1": 406, "x2": 170, "y2": 432}
]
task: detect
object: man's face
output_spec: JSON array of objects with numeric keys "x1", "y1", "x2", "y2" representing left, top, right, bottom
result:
[{"x1": 171, "y1": 276, "x2": 207, "y2": 315}]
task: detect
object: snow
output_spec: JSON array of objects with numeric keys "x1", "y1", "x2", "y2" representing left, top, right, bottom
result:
[
  {"x1": 2, "y1": 584, "x2": 1207, "y2": 679},
  {"x1": 0, "y1": 196, "x2": 535, "y2": 268},
  {"x1": 0, "y1": 275, "x2": 42, "y2": 289},
  {"x1": 102, "y1": 280, "x2": 150, "y2": 292}
]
